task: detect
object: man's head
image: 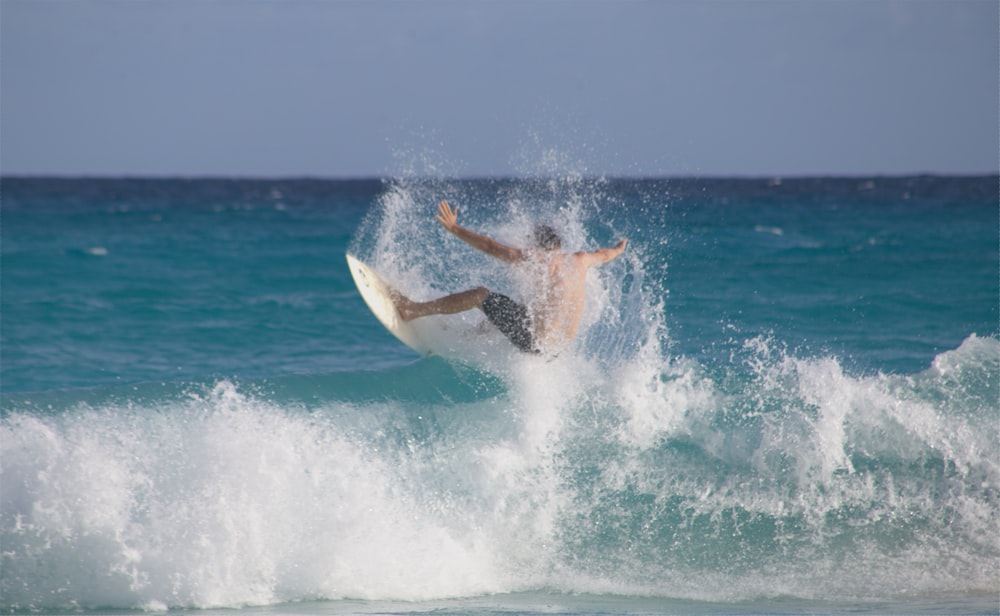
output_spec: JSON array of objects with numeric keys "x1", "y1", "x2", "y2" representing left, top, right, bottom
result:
[{"x1": 533, "y1": 225, "x2": 562, "y2": 251}]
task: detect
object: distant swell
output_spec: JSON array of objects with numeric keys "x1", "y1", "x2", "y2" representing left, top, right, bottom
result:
[{"x1": 3, "y1": 335, "x2": 997, "y2": 610}]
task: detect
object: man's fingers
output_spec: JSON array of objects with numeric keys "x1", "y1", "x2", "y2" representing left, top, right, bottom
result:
[{"x1": 438, "y1": 201, "x2": 456, "y2": 224}]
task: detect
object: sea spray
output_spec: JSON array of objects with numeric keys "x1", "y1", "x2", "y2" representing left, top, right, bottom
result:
[{"x1": 350, "y1": 175, "x2": 652, "y2": 365}]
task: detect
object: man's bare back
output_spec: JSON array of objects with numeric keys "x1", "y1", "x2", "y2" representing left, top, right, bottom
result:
[
  {"x1": 522, "y1": 250, "x2": 603, "y2": 348},
  {"x1": 393, "y1": 201, "x2": 627, "y2": 353}
]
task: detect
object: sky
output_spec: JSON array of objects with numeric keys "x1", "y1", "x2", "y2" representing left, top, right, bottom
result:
[{"x1": 2, "y1": 0, "x2": 998, "y2": 178}]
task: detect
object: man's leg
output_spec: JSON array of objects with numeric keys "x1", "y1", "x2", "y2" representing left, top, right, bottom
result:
[{"x1": 393, "y1": 286, "x2": 490, "y2": 322}]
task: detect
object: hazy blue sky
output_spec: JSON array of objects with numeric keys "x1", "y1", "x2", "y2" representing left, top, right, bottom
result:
[{"x1": 2, "y1": 0, "x2": 997, "y2": 178}]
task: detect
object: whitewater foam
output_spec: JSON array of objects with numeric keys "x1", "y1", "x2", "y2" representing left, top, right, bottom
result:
[{"x1": 3, "y1": 333, "x2": 998, "y2": 609}]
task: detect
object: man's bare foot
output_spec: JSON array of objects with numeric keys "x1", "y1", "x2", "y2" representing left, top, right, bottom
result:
[{"x1": 389, "y1": 289, "x2": 419, "y2": 321}]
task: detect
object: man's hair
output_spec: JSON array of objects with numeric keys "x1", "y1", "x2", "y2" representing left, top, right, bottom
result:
[{"x1": 533, "y1": 225, "x2": 562, "y2": 251}]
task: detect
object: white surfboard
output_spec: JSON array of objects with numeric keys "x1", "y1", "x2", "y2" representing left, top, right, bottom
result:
[
  {"x1": 346, "y1": 253, "x2": 433, "y2": 355},
  {"x1": 346, "y1": 253, "x2": 508, "y2": 360}
]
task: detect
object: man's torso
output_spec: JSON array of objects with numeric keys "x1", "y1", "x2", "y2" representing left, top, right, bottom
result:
[{"x1": 520, "y1": 252, "x2": 590, "y2": 350}]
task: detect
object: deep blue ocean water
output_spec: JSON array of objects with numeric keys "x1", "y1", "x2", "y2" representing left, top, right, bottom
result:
[{"x1": 1, "y1": 175, "x2": 998, "y2": 614}]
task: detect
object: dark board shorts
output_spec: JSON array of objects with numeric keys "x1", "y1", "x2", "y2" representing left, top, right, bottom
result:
[{"x1": 482, "y1": 291, "x2": 538, "y2": 353}]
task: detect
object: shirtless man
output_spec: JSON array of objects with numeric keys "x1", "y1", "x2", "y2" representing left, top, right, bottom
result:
[{"x1": 393, "y1": 201, "x2": 627, "y2": 354}]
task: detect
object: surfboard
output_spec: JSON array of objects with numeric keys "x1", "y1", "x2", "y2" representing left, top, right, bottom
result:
[
  {"x1": 346, "y1": 253, "x2": 434, "y2": 355},
  {"x1": 346, "y1": 253, "x2": 516, "y2": 362}
]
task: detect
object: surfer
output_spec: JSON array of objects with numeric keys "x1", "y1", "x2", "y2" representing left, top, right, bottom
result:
[{"x1": 392, "y1": 201, "x2": 627, "y2": 354}]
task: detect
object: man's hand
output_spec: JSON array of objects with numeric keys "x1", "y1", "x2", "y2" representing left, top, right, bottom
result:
[
  {"x1": 436, "y1": 201, "x2": 458, "y2": 233},
  {"x1": 434, "y1": 199, "x2": 523, "y2": 263}
]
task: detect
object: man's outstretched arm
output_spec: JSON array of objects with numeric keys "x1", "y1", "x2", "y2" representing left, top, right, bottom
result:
[
  {"x1": 580, "y1": 238, "x2": 628, "y2": 267},
  {"x1": 436, "y1": 201, "x2": 523, "y2": 263}
]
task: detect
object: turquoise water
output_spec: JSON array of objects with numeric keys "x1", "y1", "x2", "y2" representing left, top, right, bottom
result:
[{"x1": 1, "y1": 176, "x2": 997, "y2": 613}]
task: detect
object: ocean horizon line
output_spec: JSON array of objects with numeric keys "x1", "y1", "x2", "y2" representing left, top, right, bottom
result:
[{"x1": 2, "y1": 172, "x2": 997, "y2": 183}]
